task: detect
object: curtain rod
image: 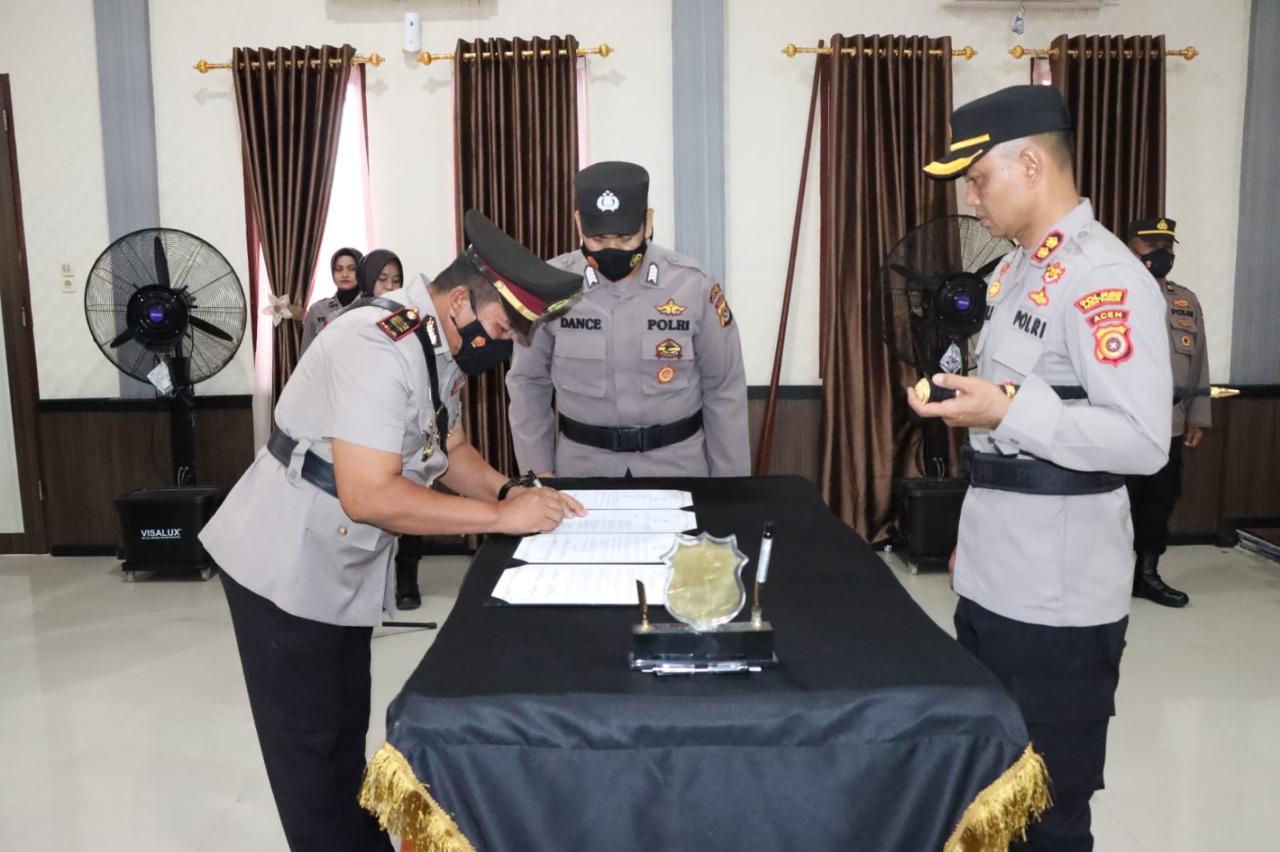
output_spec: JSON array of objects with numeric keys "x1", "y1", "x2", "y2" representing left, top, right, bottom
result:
[
  {"x1": 417, "y1": 43, "x2": 612, "y2": 66},
  {"x1": 194, "y1": 54, "x2": 384, "y2": 74},
  {"x1": 782, "y1": 43, "x2": 978, "y2": 60},
  {"x1": 1009, "y1": 45, "x2": 1199, "y2": 60}
]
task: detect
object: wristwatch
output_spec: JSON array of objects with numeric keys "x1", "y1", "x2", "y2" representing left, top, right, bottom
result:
[{"x1": 498, "y1": 475, "x2": 534, "y2": 501}]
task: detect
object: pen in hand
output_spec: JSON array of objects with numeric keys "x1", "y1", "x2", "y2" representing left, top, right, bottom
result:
[{"x1": 527, "y1": 469, "x2": 544, "y2": 489}]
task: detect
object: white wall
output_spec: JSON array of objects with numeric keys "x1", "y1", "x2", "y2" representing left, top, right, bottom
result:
[
  {"x1": 2, "y1": 0, "x2": 1253, "y2": 397},
  {"x1": 1, "y1": 0, "x2": 116, "y2": 398},
  {"x1": 726, "y1": 0, "x2": 1252, "y2": 386}
]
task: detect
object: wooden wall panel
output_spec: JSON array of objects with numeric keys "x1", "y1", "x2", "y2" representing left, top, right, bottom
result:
[
  {"x1": 1219, "y1": 396, "x2": 1280, "y2": 520},
  {"x1": 748, "y1": 394, "x2": 822, "y2": 484},
  {"x1": 38, "y1": 397, "x2": 252, "y2": 552}
]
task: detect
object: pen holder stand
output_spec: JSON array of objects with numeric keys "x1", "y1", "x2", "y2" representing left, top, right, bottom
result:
[{"x1": 629, "y1": 621, "x2": 777, "y2": 674}]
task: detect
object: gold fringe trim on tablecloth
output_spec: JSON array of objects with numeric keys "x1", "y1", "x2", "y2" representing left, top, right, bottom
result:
[
  {"x1": 359, "y1": 742, "x2": 477, "y2": 852},
  {"x1": 943, "y1": 745, "x2": 1052, "y2": 852}
]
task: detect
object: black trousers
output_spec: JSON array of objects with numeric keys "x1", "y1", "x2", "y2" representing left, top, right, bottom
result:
[
  {"x1": 955, "y1": 598, "x2": 1128, "y2": 852},
  {"x1": 221, "y1": 571, "x2": 393, "y2": 852},
  {"x1": 1125, "y1": 437, "x2": 1183, "y2": 555}
]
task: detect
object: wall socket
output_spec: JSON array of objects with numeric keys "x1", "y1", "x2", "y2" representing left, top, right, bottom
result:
[
  {"x1": 60, "y1": 262, "x2": 74, "y2": 277},
  {"x1": 60, "y1": 277, "x2": 75, "y2": 294}
]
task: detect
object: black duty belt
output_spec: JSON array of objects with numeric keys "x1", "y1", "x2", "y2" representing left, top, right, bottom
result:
[
  {"x1": 267, "y1": 427, "x2": 339, "y2": 498},
  {"x1": 962, "y1": 446, "x2": 1123, "y2": 496},
  {"x1": 559, "y1": 411, "x2": 703, "y2": 454}
]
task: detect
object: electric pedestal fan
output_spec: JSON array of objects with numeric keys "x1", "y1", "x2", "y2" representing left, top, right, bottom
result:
[
  {"x1": 876, "y1": 214, "x2": 1014, "y2": 405},
  {"x1": 874, "y1": 215, "x2": 1013, "y2": 572},
  {"x1": 84, "y1": 227, "x2": 247, "y2": 484},
  {"x1": 84, "y1": 228, "x2": 247, "y2": 581}
]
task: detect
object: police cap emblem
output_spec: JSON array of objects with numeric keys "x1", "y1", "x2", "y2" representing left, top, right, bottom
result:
[{"x1": 597, "y1": 191, "x2": 620, "y2": 213}]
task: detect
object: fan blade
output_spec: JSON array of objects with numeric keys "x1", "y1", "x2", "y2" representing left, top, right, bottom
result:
[
  {"x1": 189, "y1": 314, "x2": 235, "y2": 342},
  {"x1": 108, "y1": 324, "x2": 139, "y2": 349},
  {"x1": 890, "y1": 262, "x2": 941, "y2": 292},
  {"x1": 974, "y1": 255, "x2": 1003, "y2": 280},
  {"x1": 154, "y1": 235, "x2": 171, "y2": 288}
]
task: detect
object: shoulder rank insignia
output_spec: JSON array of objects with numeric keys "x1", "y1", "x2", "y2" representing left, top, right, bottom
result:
[
  {"x1": 1172, "y1": 298, "x2": 1191, "y2": 308},
  {"x1": 988, "y1": 279, "x2": 1002, "y2": 300},
  {"x1": 1042, "y1": 261, "x2": 1067, "y2": 285},
  {"x1": 1000, "y1": 261, "x2": 1011, "y2": 276},
  {"x1": 1075, "y1": 288, "x2": 1128, "y2": 313},
  {"x1": 656, "y1": 298, "x2": 686, "y2": 316},
  {"x1": 377, "y1": 307, "x2": 423, "y2": 342},
  {"x1": 1093, "y1": 322, "x2": 1134, "y2": 366},
  {"x1": 1033, "y1": 231, "x2": 1064, "y2": 262},
  {"x1": 656, "y1": 338, "x2": 683, "y2": 359},
  {"x1": 646, "y1": 263, "x2": 659, "y2": 285},
  {"x1": 584, "y1": 265, "x2": 600, "y2": 291}
]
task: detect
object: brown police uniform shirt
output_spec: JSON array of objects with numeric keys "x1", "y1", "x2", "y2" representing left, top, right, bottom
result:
[
  {"x1": 506, "y1": 243, "x2": 750, "y2": 478},
  {"x1": 1161, "y1": 280, "x2": 1211, "y2": 437}
]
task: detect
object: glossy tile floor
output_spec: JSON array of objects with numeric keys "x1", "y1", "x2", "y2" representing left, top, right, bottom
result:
[{"x1": 1, "y1": 544, "x2": 1276, "y2": 850}]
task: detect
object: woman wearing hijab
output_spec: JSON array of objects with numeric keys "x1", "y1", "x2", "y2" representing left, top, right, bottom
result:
[
  {"x1": 356, "y1": 249, "x2": 404, "y2": 298},
  {"x1": 352, "y1": 249, "x2": 424, "y2": 609},
  {"x1": 300, "y1": 248, "x2": 363, "y2": 355}
]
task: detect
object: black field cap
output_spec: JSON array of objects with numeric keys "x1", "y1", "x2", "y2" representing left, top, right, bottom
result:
[
  {"x1": 925, "y1": 84, "x2": 1072, "y2": 180},
  {"x1": 463, "y1": 210, "x2": 582, "y2": 321},
  {"x1": 575, "y1": 161, "x2": 649, "y2": 236},
  {"x1": 1128, "y1": 217, "x2": 1179, "y2": 243}
]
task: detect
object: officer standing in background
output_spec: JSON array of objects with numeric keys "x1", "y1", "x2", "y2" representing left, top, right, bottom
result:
[
  {"x1": 910, "y1": 86, "x2": 1172, "y2": 851},
  {"x1": 506, "y1": 161, "x2": 750, "y2": 478},
  {"x1": 300, "y1": 247, "x2": 363, "y2": 354},
  {"x1": 1125, "y1": 217, "x2": 1209, "y2": 608},
  {"x1": 201, "y1": 211, "x2": 585, "y2": 852}
]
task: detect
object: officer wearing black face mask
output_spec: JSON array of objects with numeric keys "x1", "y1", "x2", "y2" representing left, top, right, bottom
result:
[
  {"x1": 200, "y1": 210, "x2": 585, "y2": 852},
  {"x1": 1124, "y1": 217, "x2": 1210, "y2": 608},
  {"x1": 506, "y1": 161, "x2": 750, "y2": 478}
]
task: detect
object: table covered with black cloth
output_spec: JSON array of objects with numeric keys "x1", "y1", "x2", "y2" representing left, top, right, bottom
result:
[{"x1": 361, "y1": 476, "x2": 1046, "y2": 852}]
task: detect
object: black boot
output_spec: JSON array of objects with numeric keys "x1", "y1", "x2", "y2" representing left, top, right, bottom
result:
[
  {"x1": 1132, "y1": 552, "x2": 1189, "y2": 608},
  {"x1": 395, "y1": 558, "x2": 422, "y2": 610}
]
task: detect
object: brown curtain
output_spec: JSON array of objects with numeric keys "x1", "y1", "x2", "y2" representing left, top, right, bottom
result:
[
  {"x1": 233, "y1": 44, "x2": 353, "y2": 400},
  {"x1": 817, "y1": 34, "x2": 956, "y2": 542},
  {"x1": 1050, "y1": 34, "x2": 1167, "y2": 236},
  {"x1": 453, "y1": 36, "x2": 581, "y2": 476}
]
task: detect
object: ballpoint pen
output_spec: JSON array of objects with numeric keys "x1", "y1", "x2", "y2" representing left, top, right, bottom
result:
[
  {"x1": 527, "y1": 469, "x2": 544, "y2": 489},
  {"x1": 752, "y1": 522, "x2": 774, "y2": 628}
]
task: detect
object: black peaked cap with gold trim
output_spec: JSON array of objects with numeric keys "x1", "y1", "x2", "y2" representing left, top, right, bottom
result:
[
  {"x1": 925, "y1": 85, "x2": 1072, "y2": 181},
  {"x1": 463, "y1": 209, "x2": 583, "y2": 322},
  {"x1": 1127, "y1": 217, "x2": 1179, "y2": 243}
]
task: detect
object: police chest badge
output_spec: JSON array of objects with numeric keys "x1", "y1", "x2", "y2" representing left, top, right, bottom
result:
[
  {"x1": 656, "y1": 299, "x2": 686, "y2": 316},
  {"x1": 655, "y1": 338, "x2": 683, "y2": 359}
]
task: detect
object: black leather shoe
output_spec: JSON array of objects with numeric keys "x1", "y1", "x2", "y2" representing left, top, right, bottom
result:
[
  {"x1": 395, "y1": 559, "x2": 422, "y2": 611},
  {"x1": 1133, "y1": 553, "x2": 1189, "y2": 608}
]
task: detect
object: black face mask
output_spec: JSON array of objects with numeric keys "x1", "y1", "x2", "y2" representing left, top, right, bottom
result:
[
  {"x1": 451, "y1": 305, "x2": 513, "y2": 376},
  {"x1": 582, "y1": 241, "x2": 647, "y2": 282},
  {"x1": 1140, "y1": 248, "x2": 1175, "y2": 280}
]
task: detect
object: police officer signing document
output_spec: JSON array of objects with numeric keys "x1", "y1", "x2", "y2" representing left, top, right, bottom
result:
[
  {"x1": 506, "y1": 161, "x2": 750, "y2": 478},
  {"x1": 909, "y1": 86, "x2": 1172, "y2": 852},
  {"x1": 201, "y1": 211, "x2": 585, "y2": 852}
]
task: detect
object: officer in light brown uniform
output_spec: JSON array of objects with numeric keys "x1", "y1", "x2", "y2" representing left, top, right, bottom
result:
[
  {"x1": 1124, "y1": 217, "x2": 1210, "y2": 608},
  {"x1": 506, "y1": 161, "x2": 750, "y2": 478},
  {"x1": 910, "y1": 85, "x2": 1172, "y2": 852},
  {"x1": 200, "y1": 211, "x2": 584, "y2": 852}
]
